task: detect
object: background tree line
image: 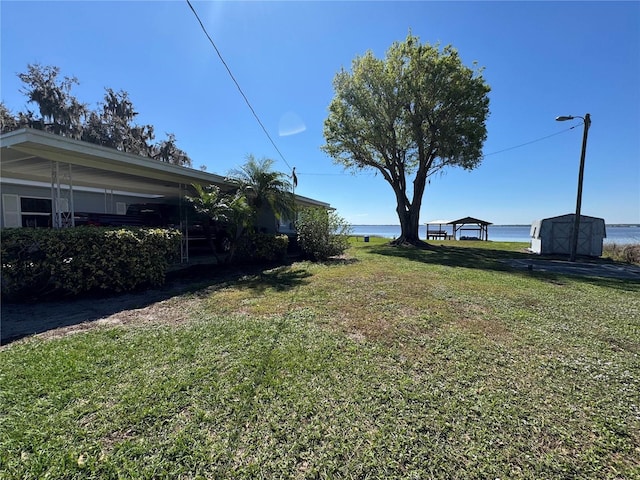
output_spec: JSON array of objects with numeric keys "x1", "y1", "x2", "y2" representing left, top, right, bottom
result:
[{"x1": 0, "y1": 64, "x2": 191, "y2": 167}]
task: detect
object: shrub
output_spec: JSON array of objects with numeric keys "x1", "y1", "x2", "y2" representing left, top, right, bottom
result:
[
  {"x1": 296, "y1": 208, "x2": 351, "y2": 261},
  {"x1": 603, "y1": 242, "x2": 640, "y2": 265},
  {"x1": 1, "y1": 227, "x2": 181, "y2": 301},
  {"x1": 625, "y1": 244, "x2": 640, "y2": 264},
  {"x1": 236, "y1": 233, "x2": 289, "y2": 263}
]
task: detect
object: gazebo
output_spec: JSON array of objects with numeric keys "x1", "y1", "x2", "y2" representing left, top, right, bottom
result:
[{"x1": 448, "y1": 217, "x2": 492, "y2": 241}]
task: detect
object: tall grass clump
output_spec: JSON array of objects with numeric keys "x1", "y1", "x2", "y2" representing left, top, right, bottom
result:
[{"x1": 603, "y1": 242, "x2": 640, "y2": 265}]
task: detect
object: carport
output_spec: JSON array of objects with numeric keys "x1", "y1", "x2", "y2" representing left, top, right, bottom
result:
[
  {"x1": 1, "y1": 128, "x2": 331, "y2": 261},
  {"x1": 1, "y1": 128, "x2": 230, "y2": 223},
  {"x1": 1, "y1": 128, "x2": 235, "y2": 261}
]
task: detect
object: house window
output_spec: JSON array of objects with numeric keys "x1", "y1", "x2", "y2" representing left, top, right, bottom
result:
[
  {"x1": 20, "y1": 196, "x2": 52, "y2": 228},
  {"x1": 277, "y1": 215, "x2": 295, "y2": 233}
]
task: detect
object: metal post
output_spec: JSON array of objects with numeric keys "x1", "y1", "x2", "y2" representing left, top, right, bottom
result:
[
  {"x1": 180, "y1": 183, "x2": 189, "y2": 264},
  {"x1": 50, "y1": 161, "x2": 74, "y2": 228},
  {"x1": 569, "y1": 113, "x2": 591, "y2": 262}
]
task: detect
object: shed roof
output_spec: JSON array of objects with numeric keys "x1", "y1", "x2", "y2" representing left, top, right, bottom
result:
[{"x1": 539, "y1": 213, "x2": 605, "y2": 223}]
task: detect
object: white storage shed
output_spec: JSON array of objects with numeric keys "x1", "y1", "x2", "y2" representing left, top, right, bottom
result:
[{"x1": 529, "y1": 214, "x2": 606, "y2": 256}]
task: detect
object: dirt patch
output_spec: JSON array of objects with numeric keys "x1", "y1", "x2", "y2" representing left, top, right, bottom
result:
[
  {"x1": 2, "y1": 284, "x2": 196, "y2": 347},
  {"x1": 0, "y1": 261, "x2": 272, "y2": 347},
  {"x1": 38, "y1": 296, "x2": 202, "y2": 342}
]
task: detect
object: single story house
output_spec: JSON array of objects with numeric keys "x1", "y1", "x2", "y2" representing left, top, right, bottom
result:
[{"x1": 1, "y1": 128, "x2": 330, "y2": 260}]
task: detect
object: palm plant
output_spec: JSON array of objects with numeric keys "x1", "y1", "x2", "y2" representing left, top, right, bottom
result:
[
  {"x1": 186, "y1": 184, "x2": 254, "y2": 263},
  {"x1": 187, "y1": 184, "x2": 230, "y2": 224},
  {"x1": 185, "y1": 184, "x2": 233, "y2": 261},
  {"x1": 222, "y1": 192, "x2": 254, "y2": 262},
  {"x1": 226, "y1": 155, "x2": 294, "y2": 222}
]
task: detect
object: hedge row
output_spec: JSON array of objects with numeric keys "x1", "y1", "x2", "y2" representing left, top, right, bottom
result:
[{"x1": 1, "y1": 227, "x2": 182, "y2": 301}]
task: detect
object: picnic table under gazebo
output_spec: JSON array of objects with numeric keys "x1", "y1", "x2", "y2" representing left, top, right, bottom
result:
[
  {"x1": 425, "y1": 217, "x2": 492, "y2": 241},
  {"x1": 425, "y1": 220, "x2": 454, "y2": 240}
]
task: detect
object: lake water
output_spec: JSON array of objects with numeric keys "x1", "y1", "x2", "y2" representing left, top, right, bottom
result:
[{"x1": 351, "y1": 224, "x2": 640, "y2": 245}]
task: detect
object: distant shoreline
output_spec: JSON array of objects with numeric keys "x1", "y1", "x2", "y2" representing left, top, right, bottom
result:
[
  {"x1": 350, "y1": 224, "x2": 640, "y2": 244},
  {"x1": 352, "y1": 224, "x2": 640, "y2": 228}
]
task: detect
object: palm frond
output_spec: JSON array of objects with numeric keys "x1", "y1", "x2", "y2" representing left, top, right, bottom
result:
[{"x1": 226, "y1": 154, "x2": 294, "y2": 217}]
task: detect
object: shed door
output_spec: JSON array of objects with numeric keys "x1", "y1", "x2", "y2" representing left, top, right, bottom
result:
[
  {"x1": 551, "y1": 221, "x2": 572, "y2": 254},
  {"x1": 577, "y1": 222, "x2": 593, "y2": 255},
  {"x1": 2, "y1": 194, "x2": 20, "y2": 228}
]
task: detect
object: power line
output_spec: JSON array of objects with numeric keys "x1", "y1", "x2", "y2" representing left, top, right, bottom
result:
[
  {"x1": 298, "y1": 124, "x2": 580, "y2": 177},
  {"x1": 185, "y1": 0, "x2": 292, "y2": 171},
  {"x1": 185, "y1": 2, "x2": 578, "y2": 179},
  {"x1": 481, "y1": 124, "x2": 579, "y2": 158}
]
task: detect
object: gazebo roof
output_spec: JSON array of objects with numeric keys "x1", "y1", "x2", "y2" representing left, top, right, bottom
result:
[{"x1": 448, "y1": 216, "x2": 492, "y2": 226}]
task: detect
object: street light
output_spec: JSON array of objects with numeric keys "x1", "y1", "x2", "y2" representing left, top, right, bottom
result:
[{"x1": 556, "y1": 113, "x2": 591, "y2": 262}]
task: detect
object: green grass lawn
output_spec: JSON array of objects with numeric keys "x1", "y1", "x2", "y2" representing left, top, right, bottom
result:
[{"x1": 1, "y1": 238, "x2": 639, "y2": 479}]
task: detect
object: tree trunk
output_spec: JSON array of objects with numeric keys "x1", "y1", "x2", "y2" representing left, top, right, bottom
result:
[
  {"x1": 392, "y1": 177, "x2": 432, "y2": 249},
  {"x1": 387, "y1": 164, "x2": 432, "y2": 248},
  {"x1": 202, "y1": 219, "x2": 222, "y2": 263},
  {"x1": 392, "y1": 202, "x2": 431, "y2": 248}
]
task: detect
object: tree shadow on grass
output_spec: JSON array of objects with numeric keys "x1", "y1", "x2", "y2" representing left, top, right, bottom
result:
[
  {"x1": 223, "y1": 265, "x2": 313, "y2": 295},
  {"x1": 366, "y1": 242, "x2": 640, "y2": 292},
  {"x1": 217, "y1": 257, "x2": 356, "y2": 296},
  {"x1": 0, "y1": 260, "x2": 312, "y2": 346},
  {"x1": 367, "y1": 242, "x2": 527, "y2": 270},
  {"x1": 322, "y1": 256, "x2": 360, "y2": 266}
]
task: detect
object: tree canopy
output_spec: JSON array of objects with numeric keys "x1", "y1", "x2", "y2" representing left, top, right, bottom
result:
[
  {"x1": 3, "y1": 64, "x2": 191, "y2": 167},
  {"x1": 83, "y1": 88, "x2": 155, "y2": 157},
  {"x1": 322, "y1": 34, "x2": 490, "y2": 245},
  {"x1": 17, "y1": 64, "x2": 87, "y2": 139}
]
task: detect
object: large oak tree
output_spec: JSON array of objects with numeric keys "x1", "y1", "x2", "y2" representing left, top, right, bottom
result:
[{"x1": 322, "y1": 34, "x2": 490, "y2": 246}]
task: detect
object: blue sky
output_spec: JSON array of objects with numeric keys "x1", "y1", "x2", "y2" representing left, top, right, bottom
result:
[{"x1": 1, "y1": 1, "x2": 639, "y2": 225}]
